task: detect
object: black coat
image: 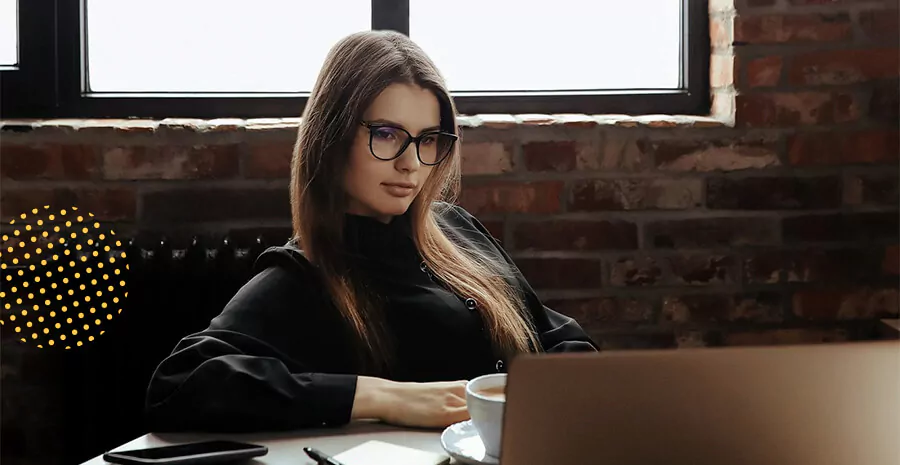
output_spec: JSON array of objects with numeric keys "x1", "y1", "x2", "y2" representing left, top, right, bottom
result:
[{"x1": 144, "y1": 202, "x2": 598, "y2": 433}]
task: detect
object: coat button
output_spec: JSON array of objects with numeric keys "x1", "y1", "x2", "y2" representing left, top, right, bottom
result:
[
  {"x1": 464, "y1": 298, "x2": 478, "y2": 311},
  {"x1": 419, "y1": 261, "x2": 428, "y2": 273},
  {"x1": 496, "y1": 360, "x2": 505, "y2": 372}
]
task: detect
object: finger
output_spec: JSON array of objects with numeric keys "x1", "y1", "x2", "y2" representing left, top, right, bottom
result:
[
  {"x1": 446, "y1": 406, "x2": 471, "y2": 424},
  {"x1": 447, "y1": 393, "x2": 467, "y2": 407}
]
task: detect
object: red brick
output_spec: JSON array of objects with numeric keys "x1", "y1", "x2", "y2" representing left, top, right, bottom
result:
[
  {"x1": 513, "y1": 258, "x2": 603, "y2": 290},
  {"x1": 675, "y1": 330, "x2": 715, "y2": 348},
  {"x1": 609, "y1": 256, "x2": 664, "y2": 287},
  {"x1": 743, "y1": 0, "x2": 777, "y2": 6},
  {"x1": 843, "y1": 173, "x2": 899, "y2": 205},
  {"x1": 662, "y1": 293, "x2": 784, "y2": 324},
  {"x1": 522, "y1": 141, "x2": 577, "y2": 172},
  {"x1": 651, "y1": 138, "x2": 780, "y2": 171},
  {"x1": 459, "y1": 181, "x2": 563, "y2": 215},
  {"x1": 513, "y1": 220, "x2": 638, "y2": 251},
  {"x1": 744, "y1": 248, "x2": 883, "y2": 284},
  {"x1": 646, "y1": 217, "x2": 779, "y2": 248},
  {"x1": 724, "y1": 328, "x2": 849, "y2": 346},
  {"x1": 859, "y1": 9, "x2": 899, "y2": 43},
  {"x1": 460, "y1": 142, "x2": 513, "y2": 175},
  {"x1": 568, "y1": 179, "x2": 702, "y2": 211},
  {"x1": 732, "y1": 293, "x2": 786, "y2": 323},
  {"x1": 744, "y1": 252, "x2": 784, "y2": 284},
  {"x1": 791, "y1": 249, "x2": 873, "y2": 283},
  {"x1": 782, "y1": 211, "x2": 898, "y2": 243},
  {"x1": 736, "y1": 91, "x2": 860, "y2": 127},
  {"x1": 734, "y1": 13, "x2": 852, "y2": 44},
  {"x1": 102, "y1": 145, "x2": 239, "y2": 180},
  {"x1": 666, "y1": 255, "x2": 739, "y2": 286},
  {"x1": 582, "y1": 134, "x2": 652, "y2": 171},
  {"x1": 788, "y1": 129, "x2": 899, "y2": 165},
  {"x1": 746, "y1": 56, "x2": 783, "y2": 87},
  {"x1": 141, "y1": 187, "x2": 289, "y2": 224},
  {"x1": 479, "y1": 221, "x2": 505, "y2": 242},
  {"x1": 590, "y1": 333, "x2": 678, "y2": 350},
  {"x1": 0, "y1": 144, "x2": 100, "y2": 180},
  {"x1": 542, "y1": 297, "x2": 656, "y2": 328},
  {"x1": 244, "y1": 141, "x2": 294, "y2": 178},
  {"x1": 884, "y1": 245, "x2": 899, "y2": 274},
  {"x1": 711, "y1": 54, "x2": 735, "y2": 88},
  {"x1": 609, "y1": 254, "x2": 738, "y2": 287},
  {"x1": 789, "y1": 48, "x2": 899, "y2": 85},
  {"x1": 0, "y1": 188, "x2": 136, "y2": 221},
  {"x1": 791, "y1": 0, "x2": 891, "y2": 4},
  {"x1": 706, "y1": 176, "x2": 841, "y2": 209},
  {"x1": 869, "y1": 79, "x2": 899, "y2": 122},
  {"x1": 793, "y1": 287, "x2": 899, "y2": 320},
  {"x1": 519, "y1": 137, "x2": 643, "y2": 172}
]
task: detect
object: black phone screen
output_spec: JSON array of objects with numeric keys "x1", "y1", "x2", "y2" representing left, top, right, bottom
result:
[{"x1": 110, "y1": 440, "x2": 264, "y2": 461}]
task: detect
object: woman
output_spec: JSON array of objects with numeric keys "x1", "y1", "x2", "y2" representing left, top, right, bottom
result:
[{"x1": 144, "y1": 30, "x2": 598, "y2": 433}]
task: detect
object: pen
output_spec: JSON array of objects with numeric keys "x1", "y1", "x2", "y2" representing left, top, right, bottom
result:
[{"x1": 303, "y1": 447, "x2": 346, "y2": 465}]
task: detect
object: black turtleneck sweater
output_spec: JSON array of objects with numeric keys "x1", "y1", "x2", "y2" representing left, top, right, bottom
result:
[{"x1": 144, "y1": 202, "x2": 598, "y2": 433}]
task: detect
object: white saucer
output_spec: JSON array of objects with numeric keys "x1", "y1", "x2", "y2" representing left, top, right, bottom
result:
[{"x1": 440, "y1": 420, "x2": 500, "y2": 465}]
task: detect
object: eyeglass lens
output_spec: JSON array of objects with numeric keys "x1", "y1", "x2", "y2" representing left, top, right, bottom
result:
[{"x1": 369, "y1": 126, "x2": 455, "y2": 165}]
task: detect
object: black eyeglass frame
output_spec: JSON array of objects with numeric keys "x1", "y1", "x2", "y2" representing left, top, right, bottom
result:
[{"x1": 359, "y1": 121, "x2": 459, "y2": 166}]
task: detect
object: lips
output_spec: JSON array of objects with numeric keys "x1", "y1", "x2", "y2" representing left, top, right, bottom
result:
[
  {"x1": 382, "y1": 182, "x2": 417, "y2": 198},
  {"x1": 383, "y1": 182, "x2": 416, "y2": 189}
]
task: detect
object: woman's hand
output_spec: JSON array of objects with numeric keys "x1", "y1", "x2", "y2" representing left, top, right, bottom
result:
[{"x1": 352, "y1": 376, "x2": 470, "y2": 428}]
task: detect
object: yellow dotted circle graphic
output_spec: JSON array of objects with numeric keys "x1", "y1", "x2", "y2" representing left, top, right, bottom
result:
[{"x1": 0, "y1": 206, "x2": 129, "y2": 349}]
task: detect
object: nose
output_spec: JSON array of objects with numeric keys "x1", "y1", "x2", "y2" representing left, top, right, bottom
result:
[{"x1": 394, "y1": 141, "x2": 420, "y2": 172}]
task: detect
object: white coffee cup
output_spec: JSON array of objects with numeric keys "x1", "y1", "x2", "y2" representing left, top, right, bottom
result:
[{"x1": 465, "y1": 373, "x2": 507, "y2": 458}]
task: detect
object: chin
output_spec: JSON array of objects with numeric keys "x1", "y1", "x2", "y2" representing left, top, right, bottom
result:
[
  {"x1": 381, "y1": 199, "x2": 413, "y2": 216},
  {"x1": 362, "y1": 195, "x2": 410, "y2": 219}
]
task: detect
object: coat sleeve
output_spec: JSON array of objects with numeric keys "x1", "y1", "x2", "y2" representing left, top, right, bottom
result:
[
  {"x1": 144, "y1": 263, "x2": 358, "y2": 433},
  {"x1": 446, "y1": 205, "x2": 600, "y2": 353}
]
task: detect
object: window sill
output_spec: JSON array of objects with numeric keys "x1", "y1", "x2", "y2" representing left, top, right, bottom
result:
[{"x1": 0, "y1": 114, "x2": 728, "y2": 134}]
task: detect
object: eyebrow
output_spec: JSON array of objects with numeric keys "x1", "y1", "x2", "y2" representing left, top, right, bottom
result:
[{"x1": 368, "y1": 118, "x2": 441, "y2": 134}]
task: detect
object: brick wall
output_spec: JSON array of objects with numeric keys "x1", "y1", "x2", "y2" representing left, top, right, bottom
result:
[{"x1": 1, "y1": 0, "x2": 898, "y2": 464}]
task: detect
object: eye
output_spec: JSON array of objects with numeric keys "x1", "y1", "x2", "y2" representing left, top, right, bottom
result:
[
  {"x1": 420, "y1": 134, "x2": 438, "y2": 146},
  {"x1": 373, "y1": 127, "x2": 399, "y2": 141}
]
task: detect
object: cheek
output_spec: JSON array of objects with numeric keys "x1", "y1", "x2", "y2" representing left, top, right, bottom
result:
[{"x1": 344, "y1": 144, "x2": 386, "y2": 196}]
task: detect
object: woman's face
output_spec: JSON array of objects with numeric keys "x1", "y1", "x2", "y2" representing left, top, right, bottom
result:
[{"x1": 343, "y1": 83, "x2": 442, "y2": 223}]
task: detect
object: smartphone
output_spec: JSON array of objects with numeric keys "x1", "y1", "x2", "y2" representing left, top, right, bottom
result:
[{"x1": 102, "y1": 440, "x2": 268, "y2": 465}]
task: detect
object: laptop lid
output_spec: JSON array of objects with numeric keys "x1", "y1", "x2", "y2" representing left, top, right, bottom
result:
[{"x1": 500, "y1": 341, "x2": 900, "y2": 465}]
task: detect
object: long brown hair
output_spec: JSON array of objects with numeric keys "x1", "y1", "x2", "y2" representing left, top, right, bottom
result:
[{"x1": 290, "y1": 30, "x2": 541, "y2": 375}]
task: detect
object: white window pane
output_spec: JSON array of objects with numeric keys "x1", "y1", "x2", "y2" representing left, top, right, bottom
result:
[
  {"x1": 410, "y1": 1, "x2": 681, "y2": 92},
  {"x1": 0, "y1": 0, "x2": 17, "y2": 66},
  {"x1": 86, "y1": 0, "x2": 370, "y2": 93}
]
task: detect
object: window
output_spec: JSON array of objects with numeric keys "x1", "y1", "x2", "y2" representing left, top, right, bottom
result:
[
  {"x1": 0, "y1": 0, "x2": 16, "y2": 68},
  {"x1": 0, "y1": 0, "x2": 709, "y2": 119},
  {"x1": 86, "y1": 0, "x2": 369, "y2": 93},
  {"x1": 410, "y1": 1, "x2": 681, "y2": 92}
]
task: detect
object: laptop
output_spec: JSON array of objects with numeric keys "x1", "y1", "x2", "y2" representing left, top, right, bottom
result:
[{"x1": 500, "y1": 340, "x2": 900, "y2": 465}]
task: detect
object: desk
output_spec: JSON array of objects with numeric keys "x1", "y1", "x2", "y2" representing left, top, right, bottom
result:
[{"x1": 81, "y1": 422, "x2": 453, "y2": 465}]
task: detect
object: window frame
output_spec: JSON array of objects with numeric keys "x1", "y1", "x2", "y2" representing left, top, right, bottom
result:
[{"x1": 0, "y1": 0, "x2": 710, "y2": 119}]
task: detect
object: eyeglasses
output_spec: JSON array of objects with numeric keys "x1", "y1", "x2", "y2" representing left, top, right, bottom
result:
[{"x1": 360, "y1": 121, "x2": 458, "y2": 166}]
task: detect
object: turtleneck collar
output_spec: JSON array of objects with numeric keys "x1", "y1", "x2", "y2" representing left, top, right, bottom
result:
[{"x1": 342, "y1": 210, "x2": 419, "y2": 266}]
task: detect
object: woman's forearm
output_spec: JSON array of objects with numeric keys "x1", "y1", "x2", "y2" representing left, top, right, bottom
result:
[
  {"x1": 350, "y1": 376, "x2": 470, "y2": 428},
  {"x1": 351, "y1": 375, "x2": 396, "y2": 421}
]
